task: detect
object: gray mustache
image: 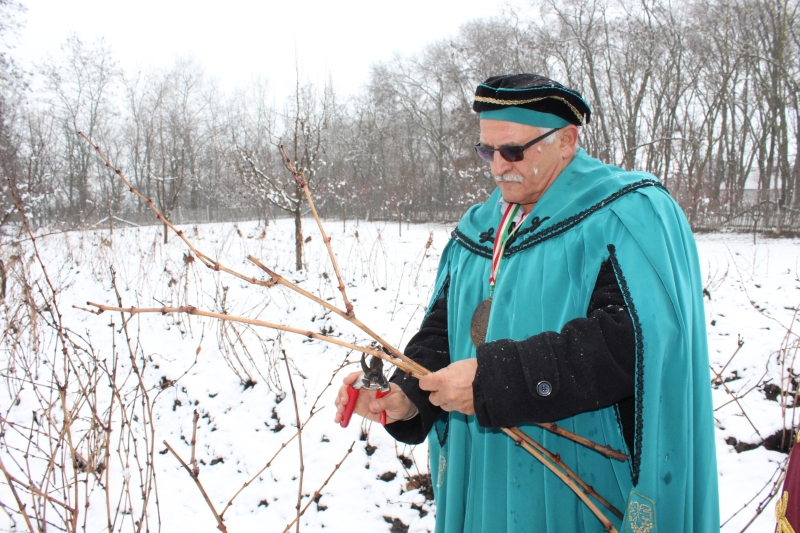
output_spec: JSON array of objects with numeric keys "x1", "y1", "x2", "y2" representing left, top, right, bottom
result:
[{"x1": 494, "y1": 174, "x2": 524, "y2": 183}]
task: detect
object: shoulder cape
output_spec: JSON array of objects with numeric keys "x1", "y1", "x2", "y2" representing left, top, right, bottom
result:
[{"x1": 426, "y1": 148, "x2": 719, "y2": 532}]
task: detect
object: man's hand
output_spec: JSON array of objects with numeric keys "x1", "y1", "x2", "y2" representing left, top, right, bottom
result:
[
  {"x1": 334, "y1": 371, "x2": 418, "y2": 425},
  {"x1": 418, "y1": 358, "x2": 478, "y2": 415}
]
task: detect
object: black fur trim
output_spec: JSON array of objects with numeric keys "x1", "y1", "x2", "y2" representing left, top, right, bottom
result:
[
  {"x1": 607, "y1": 243, "x2": 644, "y2": 486},
  {"x1": 435, "y1": 414, "x2": 449, "y2": 447},
  {"x1": 506, "y1": 216, "x2": 549, "y2": 247},
  {"x1": 507, "y1": 180, "x2": 664, "y2": 255},
  {"x1": 453, "y1": 228, "x2": 492, "y2": 259}
]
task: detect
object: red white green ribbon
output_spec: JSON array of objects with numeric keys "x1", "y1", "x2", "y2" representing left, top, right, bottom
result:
[{"x1": 489, "y1": 203, "x2": 530, "y2": 294}]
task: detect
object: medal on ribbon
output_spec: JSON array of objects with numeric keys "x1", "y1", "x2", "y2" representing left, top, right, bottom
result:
[{"x1": 470, "y1": 203, "x2": 531, "y2": 346}]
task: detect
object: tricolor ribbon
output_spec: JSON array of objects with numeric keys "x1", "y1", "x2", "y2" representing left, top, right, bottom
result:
[{"x1": 489, "y1": 203, "x2": 531, "y2": 295}]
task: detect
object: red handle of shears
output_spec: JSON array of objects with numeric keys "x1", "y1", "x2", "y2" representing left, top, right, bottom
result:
[
  {"x1": 340, "y1": 386, "x2": 391, "y2": 428},
  {"x1": 340, "y1": 385, "x2": 361, "y2": 428},
  {"x1": 376, "y1": 389, "x2": 390, "y2": 426}
]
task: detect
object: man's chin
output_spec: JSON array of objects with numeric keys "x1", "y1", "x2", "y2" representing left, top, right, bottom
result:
[{"x1": 497, "y1": 183, "x2": 524, "y2": 203}]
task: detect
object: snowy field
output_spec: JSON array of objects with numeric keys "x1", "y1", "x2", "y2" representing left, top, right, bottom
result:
[{"x1": 1, "y1": 218, "x2": 798, "y2": 532}]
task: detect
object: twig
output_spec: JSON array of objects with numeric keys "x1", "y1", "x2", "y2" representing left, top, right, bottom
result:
[
  {"x1": 501, "y1": 427, "x2": 618, "y2": 532},
  {"x1": 77, "y1": 302, "x2": 419, "y2": 376},
  {"x1": 190, "y1": 410, "x2": 200, "y2": 478},
  {"x1": 718, "y1": 378, "x2": 763, "y2": 439},
  {"x1": 0, "y1": 455, "x2": 36, "y2": 533},
  {"x1": 281, "y1": 441, "x2": 355, "y2": 533},
  {"x1": 78, "y1": 132, "x2": 273, "y2": 291},
  {"x1": 282, "y1": 350, "x2": 304, "y2": 533},
  {"x1": 0, "y1": 457, "x2": 74, "y2": 512},
  {"x1": 247, "y1": 256, "x2": 428, "y2": 377},
  {"x1": 507, "y1": 427, "x2": 623, "y2": 519},
  {"x1": 279, "y1": 144, "x2": 353, "y2": 316},
  {"x1": 726, "y1": 458, "x2": 787, "y2": 531},
  {"x1": 309, "y1": 353, "x2": 355, "y2": 415},
  {"x1": 219, "y1": 398, "x2": 324, "y2": 519},
  {"x1": 533, "y1": 422, "x2": 627, "y2": 462},
  {"x1": 58, "y1": 386, "x2": 80, "y2": 532},
  {"x1": 711, "y1": 335, "x2": 745, "y2": 385},
  {"x1": 163, "y1": 441, "x2": 227, "y2": 532},
  {"x1": 79, "y1": 132, "x2": 622, "y2": 459},
  {"x1": 80, "y1": 131, "x2": 626, "y2": 528}
]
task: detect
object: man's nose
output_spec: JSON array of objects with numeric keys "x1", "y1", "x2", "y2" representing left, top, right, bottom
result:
[{"x1": 491, "y1": 151, "x2": 514, "y2": 176}]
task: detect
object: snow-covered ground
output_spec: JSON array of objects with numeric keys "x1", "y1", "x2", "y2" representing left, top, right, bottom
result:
[
  {"x1": 1, "y1": 220, "x2": 797, "y2": 532},
  {"x1": 699, "y1": 232, "x2": 800, "y2": 532}
]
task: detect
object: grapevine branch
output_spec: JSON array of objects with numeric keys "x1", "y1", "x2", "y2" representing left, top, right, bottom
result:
[
  {"x1": 281, "y1": 442, "x2": 355, "y2": 533},
  {"x1": 247, "y1": 255, "x2": 428, "y2": 376},
  {"x1": 76, "y1": 302, "x2": 420, "y2": 377},
  {"x1": 79, "y1": 133, "x2": 626, "y2": 530},
  {"x1": 163, "y1": 441, "x2": 227, "y2": 532},
  {"x1": 279, "y1": 144, "x2": 353, "y2": 316},
  {"x1": 282, "y1": 352, "x2": 304, "y2": 533}
]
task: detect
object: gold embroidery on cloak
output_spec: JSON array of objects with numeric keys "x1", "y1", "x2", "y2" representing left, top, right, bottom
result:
[
  {"x1": 626, "y1": 500, "x2": 655, "y2": 533},
  {"x1": 777, "y1": 491, "x2": 796, "y2": 533}
]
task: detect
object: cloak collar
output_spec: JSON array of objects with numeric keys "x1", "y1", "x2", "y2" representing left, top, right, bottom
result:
[{"x1": 454, "y1": 148, "x2": 665, "y2": 258}]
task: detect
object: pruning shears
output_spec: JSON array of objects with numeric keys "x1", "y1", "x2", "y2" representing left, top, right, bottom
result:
[{"x1": 340, "y1": 354, "x2": 391, "y2": 428}]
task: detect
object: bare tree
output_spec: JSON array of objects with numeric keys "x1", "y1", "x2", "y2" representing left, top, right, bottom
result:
[{"x1": 40, "y1": 34, "x2": 120, "y2": 220}]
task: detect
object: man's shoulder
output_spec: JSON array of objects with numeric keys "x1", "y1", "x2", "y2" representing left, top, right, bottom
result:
[{"x1": 604, "y1": 173, "x2": 684, "y2": 222}]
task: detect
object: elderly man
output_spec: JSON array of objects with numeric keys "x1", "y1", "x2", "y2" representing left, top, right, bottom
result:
[{"x1": 335, "y1": 73, "x2": 719, "y2": 532}]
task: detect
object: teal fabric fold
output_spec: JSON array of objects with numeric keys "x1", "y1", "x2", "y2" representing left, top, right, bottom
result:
[{"x1": 425, "y1": 148, "x2": 719, "y2": 532}]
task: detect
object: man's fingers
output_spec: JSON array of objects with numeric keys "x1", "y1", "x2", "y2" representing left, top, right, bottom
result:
[
  {"x1": 334, "y1": 371, "x2": 363, "y2": 423},
  {"x1": 418, "y1": 372, "x2": 439, "y2": 392},
  {"x1": 343, "y1": 371, "x2": 361, "y2": 386},
  {"x1": 370, "y1": 386, "x2": 401, "y2": 412},
  {"x1": 337, "y1": 372, "x2": 362, "y2": 404}
]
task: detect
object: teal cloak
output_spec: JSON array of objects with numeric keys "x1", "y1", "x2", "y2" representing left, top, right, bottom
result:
[{"x1": 425, "y1": 148, "x2": 719, "y2": 532}]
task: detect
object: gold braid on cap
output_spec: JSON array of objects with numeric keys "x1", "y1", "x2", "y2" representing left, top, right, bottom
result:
[{"x1": 474, "y1": 95, "x2": 586, "y2": 126}]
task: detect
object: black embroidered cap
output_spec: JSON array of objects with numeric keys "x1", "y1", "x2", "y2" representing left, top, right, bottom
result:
[{"x1": 473, "y1": 73, "x2": 592, "y2": 127}]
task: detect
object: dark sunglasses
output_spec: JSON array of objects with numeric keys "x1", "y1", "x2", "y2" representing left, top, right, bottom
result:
[{"x1": 474, "y1": 127, "x2": 562, "y2": 162}]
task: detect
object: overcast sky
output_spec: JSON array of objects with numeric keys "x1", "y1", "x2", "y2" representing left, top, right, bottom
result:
[{"x1": 16, "y1": 0, "x2": 522, "y2": 101}]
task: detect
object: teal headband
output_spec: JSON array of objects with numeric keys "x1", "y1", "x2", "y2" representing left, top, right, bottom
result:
[{"x1": 480, "y1": 107, "x2": 571, "y2": 129}]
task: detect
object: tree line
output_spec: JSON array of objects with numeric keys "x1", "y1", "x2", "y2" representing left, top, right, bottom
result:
[{"x1": 2, "y1": 0, "x2": 799, "y2": 240}]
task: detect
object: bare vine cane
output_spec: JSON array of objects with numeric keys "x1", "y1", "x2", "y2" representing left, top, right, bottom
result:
[
  {"x1": 76, "y1": 303, "x2": 419, "y2": 375},
  {"x1": 77, "y1": 133, "x2": 624, "y2": 530},
  {"x1": 507, "y1": 427, "x2": 623, "y2": 520},
  {"x1": 273, "y1": 143, "x2": 626, "y2": 461},
  {"x1": 282, "y1": 353, "x2": 304, "y2": 533},
  {"x1": 275, "y1": 147, "x2": 622, "y2": 530},
  {"x1": 246, "y1": 255, "x2": 428, "y2": 377},
  {"x1": 501, "y1": 428, "x2": 619, "y2": 531},
  {"x1": 163, "y1": 441, "x2": 227, "y2": 532},
  {"x1": 281, "y1": 442, "x2": 356, "y2": 533},
  {"x1": 77, "y1": 132, "x2": 274, "y2": 291},
  {"x1": 76, "y1": 303, "x2": 621, "y2": 529},
  {"x1": 276, "y1": 145, "x2": 428, "y2": 376},
  {"x1": 279, "y1": 144, "x2": 353, "y2": 316},
  {"x1": 76, "y1": 132, "x2": 620, "y2": 459}
]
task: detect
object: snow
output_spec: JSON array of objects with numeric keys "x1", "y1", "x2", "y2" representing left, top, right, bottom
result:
[{"x1": 1, "y1": 220, "x2": 797, "y2": 532}]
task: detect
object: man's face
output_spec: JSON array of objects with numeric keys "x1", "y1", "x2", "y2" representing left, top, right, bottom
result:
[{"x1": 478, "y1": 119, "x2": 572, "y2": 212}]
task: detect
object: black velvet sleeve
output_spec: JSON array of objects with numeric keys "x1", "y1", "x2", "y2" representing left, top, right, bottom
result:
[
  {"x1": 472, "y1": 258, "x2": 635, "y2": 434},
  {"x1": 384, "y1": 296, "x2": 451, "y2": 445}
]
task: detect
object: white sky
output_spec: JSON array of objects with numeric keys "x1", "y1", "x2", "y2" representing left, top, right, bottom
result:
[{"x1": 16, "y1": 0, "x2": 522, "y2": 101}]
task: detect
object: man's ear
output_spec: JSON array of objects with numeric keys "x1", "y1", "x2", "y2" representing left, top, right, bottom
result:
[{"x1": 559, "y1": 125, "x2": 580, "y2": 158}]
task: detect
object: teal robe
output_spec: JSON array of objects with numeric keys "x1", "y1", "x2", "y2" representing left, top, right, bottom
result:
[{"x1": 426, "y1": 149, "x2": 719, "y2": 532}]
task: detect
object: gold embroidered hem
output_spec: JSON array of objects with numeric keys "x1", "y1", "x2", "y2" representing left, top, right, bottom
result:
[{"x1": 777, "y1": 491, "x2": 796, "y2": 533}]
